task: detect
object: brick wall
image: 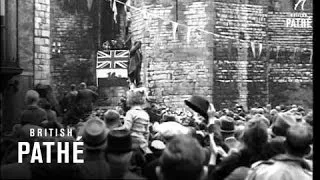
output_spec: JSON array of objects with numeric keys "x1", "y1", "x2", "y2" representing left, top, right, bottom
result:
[
  {"x1": 130, "y1": 0, "x2": 215, "y2": 111},
  {"x1": 50, "y1": 0, "x2": 99, "y2": 98},
  {"x1": 129, "y1": 0, "x2": 313, "y2": 110},
  {"x1": 34, "y1": 0, "x2": 51, "y2": 85},
  {"x1": 267, "y1": 10, "x2": 313, "y2": 107},
  {"x1": 212, "y1": 2, "x2": 269, "y2": 109}
]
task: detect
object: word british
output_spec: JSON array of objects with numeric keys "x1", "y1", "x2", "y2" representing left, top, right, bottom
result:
[
  {"x1": 30, "y1": 128, "x2": 72, "y2": 137},
  {"x1": 18, "y1": 141, "x2": 84, "y2": 163}
]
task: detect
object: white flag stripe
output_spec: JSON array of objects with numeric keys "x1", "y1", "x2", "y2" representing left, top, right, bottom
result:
[
  {"x1": 97, "y1": 61, "x2": 111, "y2": 69},
  {"x1": 115, "y1": 62, "x2": 127, "y2": 68},
  {"x1": 97, "y1": 51, "x2": 111, "y2": 58}
]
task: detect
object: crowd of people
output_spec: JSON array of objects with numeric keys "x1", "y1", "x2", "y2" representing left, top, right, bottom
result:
[{"x1": 0, "y1": 82, "x2": 313, "y2": 180}]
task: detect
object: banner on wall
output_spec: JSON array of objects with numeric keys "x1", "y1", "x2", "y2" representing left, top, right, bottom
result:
[{"x1": 96, "y1": 50, "x2": 129, "y2": 86}]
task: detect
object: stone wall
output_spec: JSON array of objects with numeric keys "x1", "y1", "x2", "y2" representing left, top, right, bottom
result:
[
  {"x1": 129, "y1": 0, "x2": 313, "y2": 110},
  {"x1": 50, "y1": 0, "x2": 99, "y2": 98},
  {"x1": 34, "y1": 0, "x2": 51, "y2": 85},
  {"x1": 130, "y1": 0, "x2": 215, "y2": 110},
  {"x1": 212, "y1": 2, "x2": 269, "y2": 109}
]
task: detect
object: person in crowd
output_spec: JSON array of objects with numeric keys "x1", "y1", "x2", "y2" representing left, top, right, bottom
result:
[
  {"x1": 155, "y1": 134, "x2": 208, "y2": 180},
  {"x1": 105, "y1": 129, "x2": 145, "y2": 179},
  {"x1": 143, "y1": 120, "x2": 191, "y2": 180},
  {"x1": 209, "y1": 119, "x2": 269, "y2": 180},
  {"x1": 104, "y1": 109, "x2": 122, "y2": 131},
  {"x1": 304, "y1": 110, "x2": 313, "y2": 126},
  {"x1": 73, "y1": 82, "x2": 98, "y2": 122},
  {"x1": 270, "y1": 112, "x2": 296, "y2": 138},
  {"x1": 61, "y1": 84, "x2": 78, "y2": 113},
  {"x1": 246, "y1": 123, "x2": 313, "y2": 180},
  {"x1": 30, "y1": 136, "x2": 80, "y2": 179},
  {"x1": 0, "y1": 124, "x2": 43, "y2": 165},
  {"x1": 78, "y1": 117, "x2": 110, "y2": 179},
  {"x1": 115, "y1": 87, "x2": 150, "y2": 154},
  {"x1": 1, "y1": 126, "x2": 79, "y2": 179},
  {"x1": 20, "y1": 90, "x2": 47, "y2": 126},
  {"x1": 269, "y1": 109, "x2": 278, "y2": 124},
  {"x1": 42, "y1": 100, "x2": 58, "y2": 123},
  {"x1": 128, "y1": 41, "x2": 143, "y2": 88},
  {"x1": 35, "y1": 84, "x2": 61, "y2": 116},
  {"x1": 219, "y1": 116, "x2": 238, "y2": 151},
  {"x1": 76, "y1": 82, "x2": 98, "y2": 112},
  {"x1": 249, "y1": 114, "x2": 270, "y2": 127},
  {"x1": 145, "y1": 140, "x2": 166, "y2": 163}
]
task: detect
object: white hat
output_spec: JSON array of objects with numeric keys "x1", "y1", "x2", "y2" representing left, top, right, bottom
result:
[
  {"x1": 155, "y1": 121, "x2": 189, "y2": 138},
  {"x1": 151, "y1": 140, "x2": 166, "y2": 150}
]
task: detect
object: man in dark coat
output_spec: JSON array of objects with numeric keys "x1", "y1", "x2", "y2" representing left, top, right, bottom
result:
[
  {"x1": 128, "y1": 41, "x2": 143, "y2": 87},
  {"x1": 20, "y1": 90, "x2": 47, "y2": 126},
  {"x1": 75, "y1": 82, "x2": 98, "y2": 118},
  {"x1": 63, "y1": 82, "x2": 98, "y2": 125}
]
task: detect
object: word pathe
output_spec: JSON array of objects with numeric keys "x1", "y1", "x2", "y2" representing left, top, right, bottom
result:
[
  {"x1": 18, "y1": 141, "x2": 84, "y2": 163},
  {"x1": 286, "y1": 18, "x2": 312, "y2": 28}
]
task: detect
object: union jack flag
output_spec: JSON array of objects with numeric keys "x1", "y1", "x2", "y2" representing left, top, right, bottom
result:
[{"x1": 97, "y1": 50, "x2": 129, "y2": 69}]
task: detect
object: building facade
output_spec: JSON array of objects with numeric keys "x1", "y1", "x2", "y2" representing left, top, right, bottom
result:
[{"x1": 0, "y1": 0, "x2": 313, "y2": 132}]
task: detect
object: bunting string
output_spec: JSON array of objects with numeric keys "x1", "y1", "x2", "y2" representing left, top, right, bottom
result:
[{"x1": 110, "y1": 0, "x2": 312, "y2": 53}]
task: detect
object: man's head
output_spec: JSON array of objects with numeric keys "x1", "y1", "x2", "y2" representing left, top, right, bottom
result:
[
  {"x1": 219, "y1": 116, "x2": 235, "y2": 140},
  {"x1": 79, "y1": 82, "x2": 87, "y2": 89},
  {"x1": 104, "y1": 110, "x2": 121, "y2": 129},
  {"x1": 285, "y1": 123, "x2": 313, "y2": 157},
  {"x1": 70, "y1": 84, "x2": 76, "y2": 91},
  {"x1": 242, "y1": 120, "x2": 268, "y2": 151},
  {"x1": 25, "y1": 90, "x2": 40, "y2": 105},
  {"x1": 156, "y1": 135, "x2": 207, "y2": 180},
  {"x1": 266, "y1": 104, "x2": 272, "y2": 110},
  {"x1": 271, "y1": 112, "x2": 296, "y2": 137}
]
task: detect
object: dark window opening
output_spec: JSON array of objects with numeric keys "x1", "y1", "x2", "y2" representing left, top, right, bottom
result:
[{"x1": 100, "y1": 0, "x2": 120, "y2": 47}]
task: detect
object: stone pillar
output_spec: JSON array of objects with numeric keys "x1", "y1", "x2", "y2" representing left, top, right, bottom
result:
[{"x1": 34, "y1": 0, "x2": 51, "y2": 85}]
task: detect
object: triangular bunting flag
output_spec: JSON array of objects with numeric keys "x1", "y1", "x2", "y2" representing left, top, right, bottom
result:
[
  {"x1": 258, "y1": 43, "x2": 263, "y2": 57},
  {"x1": 172, "y1": 22, "x2": 178, "y2": 40},
  {"x1": 186, "y1": 27, "x2": 193, "y2": 44},
  {"x1": 158, "y1": 19, "x2": 163, "y2": 32},
  {"x1": 276, "y1": 46, "x2": 280, "y2": 59},
  {"x1": 124, "y1": 0, "x2": 131, "y2": 12},
  {"x1": 145, "y1": 14, "x2": 150, "y2": 31},
  {"x1": 86, "y1": 0, "x2": 93, "y2": 11},
  {"x1": 251, "y1": 41, "x2": 256, "y2": 58},
  {"x1": 112, "y1": 0, "x2": 118, "y2": 23},
  {"x1": 142, "y1": 9, "x2": 147, "y2": 20},
  {"x1": 293, "y1": 47, "x2": 298, "y2": 59}
]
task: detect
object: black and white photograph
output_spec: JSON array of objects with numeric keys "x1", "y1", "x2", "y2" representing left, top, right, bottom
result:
[{"x1": 0, "y1": 0, "x2": 313, "y2": 179}]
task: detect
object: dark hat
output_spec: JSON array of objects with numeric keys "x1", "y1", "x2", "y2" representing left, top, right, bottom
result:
[
  {"x1": 219, "y1": 116, "x2": 235, "y2": 133},
  {"x1": 271, "y1": 112, "x2": 296, "y2": 137},
  {"x1": 286, "y1": 124, "x2": 313, "y2": 153},
  {"x1": 80, "y1": 117, "x2": 108, "y2": 150},
  {"x1": 184, "y1": 96, "x2": 209, "y2": 119},
  {"x1": 106, "y1": 130, "x2": 132, "y2": 154}
]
